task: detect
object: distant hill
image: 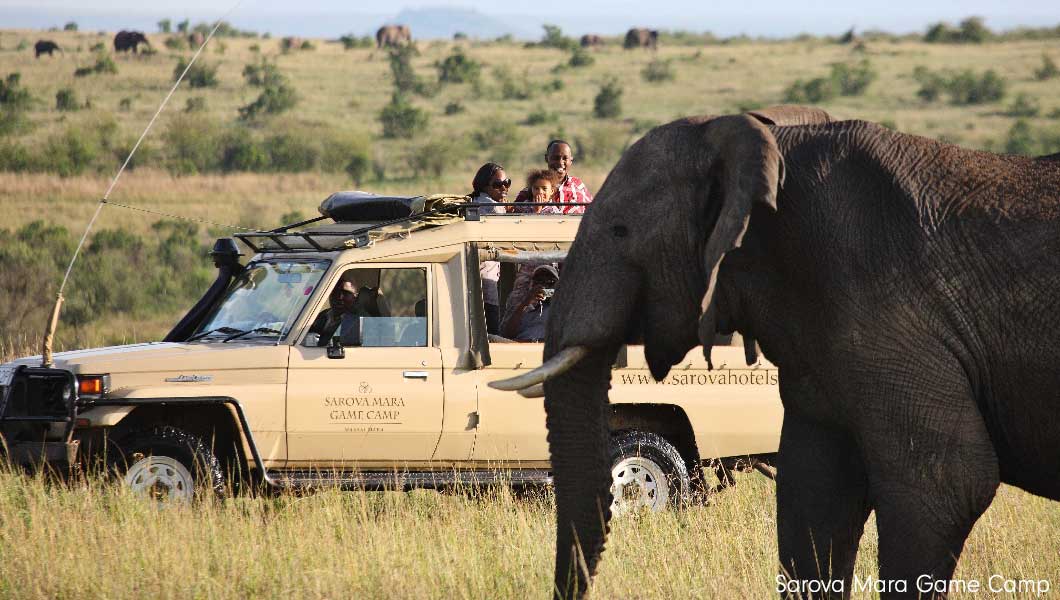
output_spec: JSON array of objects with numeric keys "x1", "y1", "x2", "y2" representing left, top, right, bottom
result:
[{"x1": 391, "y1": 7, "x2": 539, "y2": 40}]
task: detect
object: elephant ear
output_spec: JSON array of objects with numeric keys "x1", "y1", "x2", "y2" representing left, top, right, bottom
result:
[
  {"x1": 747, "y1": 105, "x2": 832, "y2": 127},
  {"x1": 695, "y1": 115, "x2": 784, "y2": 368}
]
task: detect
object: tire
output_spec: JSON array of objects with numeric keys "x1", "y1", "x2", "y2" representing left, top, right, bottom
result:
[
  {"x1": 111, "y1": 426, "x2": 225, "y2": 501},
  {"x1": 608, "y1": 430, "x2": 690, "y2": 515}
]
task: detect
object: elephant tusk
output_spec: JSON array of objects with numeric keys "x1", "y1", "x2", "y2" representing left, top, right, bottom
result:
[
  {"x1": 487, "y1": 345, "x2": 589, "y2": 391},
  {"x1": 517, "y1": 384, "x2": 545, "y2": 398}
]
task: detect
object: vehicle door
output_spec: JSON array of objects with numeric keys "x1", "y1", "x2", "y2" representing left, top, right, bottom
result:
[{"x1": 286, "y1": 264, "x2": 443, "y2": 467}]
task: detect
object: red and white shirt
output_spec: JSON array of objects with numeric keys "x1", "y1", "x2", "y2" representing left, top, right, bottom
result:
[{"x1": 513, "y1": 175, "x2": 594, "y2": 214}]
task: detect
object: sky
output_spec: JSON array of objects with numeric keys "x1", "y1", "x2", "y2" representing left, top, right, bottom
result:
[{"x1": 3, "y1": 0, "x2": 1058, "y2": 38}]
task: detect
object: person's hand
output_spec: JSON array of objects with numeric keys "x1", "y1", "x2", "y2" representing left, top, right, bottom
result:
[{"x1": 523, "y1": 285, "x2": 546, "y2": 310}]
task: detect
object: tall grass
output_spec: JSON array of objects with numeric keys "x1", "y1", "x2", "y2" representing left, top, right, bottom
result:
[{"x1": 0, "y1": 468, "x2": 1054, "y2": 598}]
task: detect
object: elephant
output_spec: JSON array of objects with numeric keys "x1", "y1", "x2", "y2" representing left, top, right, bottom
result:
[
  {"x1": 187, "y1": 32, "x2": 205, "y2": 48},
  {"x1": 34, "y1": 40, "x2": 61, "y2": 58},
  {"x1": 113, "y1": 30, "x2": 149, "y2": 53},
  {"x1": 580, "y1": 34, "x2": 603, "y2": 48},
  {"x1": 376, "y1": 25, "x2": 411, "y2": 48},
  {"x1": 623, "y1": 28, "x2": 658, "y2": 50},
  {"x1": 490, "y1": 105, "x2": 1060, "y2": 599}
]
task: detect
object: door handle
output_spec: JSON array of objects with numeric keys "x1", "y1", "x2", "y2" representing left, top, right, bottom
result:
[{"x1": 403, "y1": 371, "x2": 429, "y2": 379}]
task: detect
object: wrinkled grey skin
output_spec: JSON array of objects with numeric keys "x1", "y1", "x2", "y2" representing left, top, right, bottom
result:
[
  {"x1": 623, "y1": 28, "x2": 658, "y2": 50},
  {"x1": 376, "y1": 25, "x2": 412, "y2": 48},
  {"x1": 542, "y1": 106, "x2": 1060, "y2": 599},
  {"x1": 113, "y1": 30, "x2": 149, "y2": 53}
]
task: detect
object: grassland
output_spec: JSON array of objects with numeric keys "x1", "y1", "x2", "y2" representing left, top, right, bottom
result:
[
  {"x1": 0, "y1": 468, "x2": 1056, "y2": 599},
  {"x1": 0, "y1": 28, "x2": 1058, "y2": 598}
]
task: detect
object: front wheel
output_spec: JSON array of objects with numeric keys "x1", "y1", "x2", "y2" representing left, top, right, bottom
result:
[
  {"x1": 112, "y1": 426, "x2": 225, "y2": 501},
  {"x1": 608, "y1": 431, "x2": 690, "y2": 515}
]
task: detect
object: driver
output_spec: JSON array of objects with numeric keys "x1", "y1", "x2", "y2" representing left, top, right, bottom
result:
[{"x1": 310, "y1": 280, "x2": 389, "y2": 345}]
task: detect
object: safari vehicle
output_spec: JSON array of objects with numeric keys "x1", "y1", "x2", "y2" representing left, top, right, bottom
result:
[{"x1": 0, "y1": 192, "x2": 782, "y2": 511}]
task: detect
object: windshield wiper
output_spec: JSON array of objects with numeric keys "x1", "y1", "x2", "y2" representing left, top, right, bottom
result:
[
  {"x1": 222, "y1": 327, "x2": 283, "y2": 342},
  {"x1": 186, "y1": 326, "x2": 245, "y2": 342}
]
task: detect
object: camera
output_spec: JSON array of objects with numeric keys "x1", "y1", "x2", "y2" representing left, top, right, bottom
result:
[{"x1": 541, "y1": 288, "x2": 555, "y2": 301}]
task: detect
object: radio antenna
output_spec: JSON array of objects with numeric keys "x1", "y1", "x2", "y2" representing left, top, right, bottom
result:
[{"x1": 41, "y1": 1, "x2": 246, "y2": 367}]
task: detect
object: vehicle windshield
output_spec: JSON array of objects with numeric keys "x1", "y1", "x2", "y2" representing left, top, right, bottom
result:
[{"x1": 191, "y1": 259, "x2": 330, "y2": 342}]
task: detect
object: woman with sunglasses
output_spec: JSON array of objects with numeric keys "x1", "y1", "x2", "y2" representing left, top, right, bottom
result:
[{"x1": 469, "y1": 162, "x2": 512, "y2": 333}]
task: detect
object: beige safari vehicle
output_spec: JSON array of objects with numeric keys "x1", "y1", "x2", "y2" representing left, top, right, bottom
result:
[{"x1": 0, "y1": 193, "x2": 781, "y2": 510}]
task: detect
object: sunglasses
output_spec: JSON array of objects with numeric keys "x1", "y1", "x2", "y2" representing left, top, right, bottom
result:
[{"x1": 490, "y1": 178, "x2": 512, "y2": 189}]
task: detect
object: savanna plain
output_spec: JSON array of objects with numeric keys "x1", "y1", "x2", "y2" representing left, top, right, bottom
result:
[{"x1": 0, "y1": 22, "x2": 1059, "y2": 599}]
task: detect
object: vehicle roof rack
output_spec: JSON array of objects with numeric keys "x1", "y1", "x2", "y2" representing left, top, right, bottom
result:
[{"x1": 232, "y1": 191, "x2": 585, "y2": 254}]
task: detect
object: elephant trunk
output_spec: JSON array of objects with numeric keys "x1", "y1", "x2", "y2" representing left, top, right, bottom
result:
[{"x1": 543, "y1": 346, "x2": 616, "y2": 599}]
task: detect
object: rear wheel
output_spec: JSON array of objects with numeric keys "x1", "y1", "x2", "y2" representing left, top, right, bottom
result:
[
  {"x1": 608, "y1": 431, "x2": 690, "y2": 515},
  {"x1": 112, "y1": 426, "x2": 225, "y2": 501}
]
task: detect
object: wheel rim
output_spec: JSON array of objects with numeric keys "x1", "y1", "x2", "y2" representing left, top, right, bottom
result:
[
  {"x1": 610, "y1": 456, "x2": 669, "y2": 515},
  {"x1": 123, "y1": 454, "x2": 195, "y2": 502}
]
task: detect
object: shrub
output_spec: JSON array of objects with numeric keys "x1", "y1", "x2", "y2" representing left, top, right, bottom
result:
[
  {"x1": 1006, "y1": 94, "x2": 1040, "y2": 117},
  {"x1": 1034, "y1": 55, "x2": 1059, "y2": 81},
  {"x1": 0, "y1": 73, "x2": 32, "y2": 110},
  {"x1": 345, "y1": 153, "x2": 370, "y2": 184},
  {"x1": 540, "y1": 24, "x2": 576, "y2": 50},
  {"x1": 408, "y1": 138, "x2": 458, "y2": 179},
  {"x1": 55, "y1": 88, "x2": 80, "y2": 111},
  {"x1": 947, "y1": 69, "x2": 1005, "y2": 105},
  {"x1": 320, "y1": 131, "x2": 370, "y2": 173},
  {"x1": 593, "y1": 78, "x2": 623, "y2": 119},
  {"x1": 523, "y1": 107, "x2": 557, "y2": 126},
  {"x1": 173, "y1": 57, "x2": 219, "y2": 88},
  {"x1": 547, "y1": 78, "x2": 564, "y2": 93},
  {"x1": 0, "y1": 140, "x2": 33, "y2": 170},
  {"x1": 913, "y1": 66, "x2": 946, "y2": 102},
  {"x1": 568, "y1": 46, "x2": 594, "y2": 68},
  {"x1": 90, "y1": 42, "x2": 105, "y2": 52},
  {"x1": 158, "y1": 19, "x2": 172, "y2": 33},
  {"x1": 162, "y1": 113, "x2": 221, "y2": 174},
  {"x1": 164, "y1": 36, "x2": 185, "y2": 50},
  {"x1": 784, "y1": 76, "x2": 838, "y2": 104},
  {"x1": 831, "y1": 59, "x2": 876, "y2": 95},
  {"x1": 471, "y1": 118, "x2": 523, "y2": 166},
  {"x1": 76, "y1": 53, "x2": 119, "y2": 77},
  {"x1": 495, "y1": 67, "x2": 533, "y2": 100},
  {"x1": 265, "y1": 131, "x2": 319, "y2": 171},
  {"x1": 118, "y1": 97, "x2": 133, "y2": 112},
  {"x1": 380, "y1": 94, "x2": 428, "y2": 139},
  {"x1": 388, "y1": 46, "x2": 424, "y2": 96},
  {"x1": 243, "y1": 58, "x2": 283, "y2": 87},
  {"x1": 219, "y1": 127, "x2": 269, "y2": 172},
  {"x1": 238, "y1": 80, "x2": 297, "y2": 120},
  {"x1": 641, "y1": 59, "x2": 675, "y2": 83},
  {"x1": 574, "y1": 124, "x2": 629, "y2": 166},
  {"x1": 436, "y1": 48, "x2": 481, "y2": 84},
  {"x1": 43, "y1": 126, "x2": 100, "y2": 176},
  {"x1": 184, "y1": 96, "x2": 206, "y2": 112},
  {"x1": 444, "y1": 101, "x2": 465, "y2": 115},
  {"x1": 339, "y1": 34, "x2": 372, "y2": 50},
  {"x1": 1004, "y1": 119, "x2": 1036, "y2": 155},
  {"x1": 925, "y1": 17, "x2": 993, "y2": 43},
  {"x1": 300, "y1": 40, "x2": 315, "y2": 51},
  {"x1": 63, "y1": 22, "x2": 78, "y2": 32},
  {"x1": 15, "y1": 40, "x2": 28, "y2": 52}
]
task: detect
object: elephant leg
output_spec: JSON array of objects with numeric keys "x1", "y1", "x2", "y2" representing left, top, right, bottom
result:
[{"x1": 776, "y1": 411, "x2": 870, "y2": 600}]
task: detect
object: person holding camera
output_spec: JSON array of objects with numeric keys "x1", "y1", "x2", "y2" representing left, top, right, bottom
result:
[{"x1": 502, "y1": 265, "x2": 559, "y2": 342}]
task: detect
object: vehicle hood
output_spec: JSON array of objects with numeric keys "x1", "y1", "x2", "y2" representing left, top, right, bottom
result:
[{"x1": 3, "y1": 342, "x2": 289, "y2": 375}]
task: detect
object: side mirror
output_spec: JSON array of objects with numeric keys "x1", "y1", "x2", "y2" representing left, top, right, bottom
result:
[{"x1": 327, "y1": 336, "x2": 345, "y2": 359}]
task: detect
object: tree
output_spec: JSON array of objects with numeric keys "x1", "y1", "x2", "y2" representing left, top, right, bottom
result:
[{"x1": 158, "y1": 19, "x2": 172, "y2": 34}]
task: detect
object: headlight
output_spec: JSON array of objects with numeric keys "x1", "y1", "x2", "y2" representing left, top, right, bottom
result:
[{"x1": 61, "y1": 383, "x2": 73, "y2": 403}]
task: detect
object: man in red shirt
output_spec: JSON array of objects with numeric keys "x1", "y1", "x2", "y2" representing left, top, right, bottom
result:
[{"x1": 513, "y1": 140, "x2": 593, "y2": 214}]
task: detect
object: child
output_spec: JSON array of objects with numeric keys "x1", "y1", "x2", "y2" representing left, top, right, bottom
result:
[{"x1": 516, "y1": 169, "x2": 560, "y2": 214}]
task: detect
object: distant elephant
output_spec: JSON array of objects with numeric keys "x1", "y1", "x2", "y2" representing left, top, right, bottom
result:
[
  {"x1": 114, "y1": 30, "x2": 149, "y2": 53},
  {"x1": 187, "y1": 32, "x2": 205, "y2": 48},
  {"x1": 34, "y1": 39, "x2": 62, "y2": 58},
  {"x1": 375, "y1": 24, "x2": 411, "y2": 48},
  {"x1": 623, "y1": 27, "x2": 657, "y2": 50},
  {"x1": 579, "y1": 34, "x2": 603, "y2": 48},
  {"x1": 492, "y1": 105, "x2": 1060, "y2": 599}
]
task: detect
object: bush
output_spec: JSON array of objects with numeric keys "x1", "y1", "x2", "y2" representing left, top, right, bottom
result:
[
  {"x1": 641, "y1": 59, "x2": 674, "y2": 83},
  {"x1": 925, "y1": 17, "x2": 993, "y2": 43},
  {"x1": 0, "y1": 73, "x2": 32, "y2": 110},
  {"x1": 55, "y1": 88, "x2": 81, "y2": 111},
  {"x1": 574, "y1": 125, "x2": 629, "y2": 166},
  {"x1": 913, "y1": 66, "x2": 946, "y2": 102},
  {"x1": 63, "y1": 22, "x2": 78, "y2": 31},
  {"x1": 320, "y1": 131, "x2": 370, "y2": 173},
  {"x1": 345, "y1": 153, "x2": 370, "y2": 184},
  {"x1": 436, "y1": 48, "x2": 481, "y2": 84},
  {"x1": 75, "y1": 53, "x2": 118, "y2": 77},
  {"x1": 242, "y1": 58, "x2": 283, "y2": 87},
  {"x1": 830, "y1": 59, "x2": 876, "y2": 95},
  {"x1": 444, "y1": 101, "x2": 465, "y2": 115},
  {"x1": 0, "y1": 140, "x2": 33, "y2": 170},
  {"x1": 158, "y1": 19, "x2": 172, "y2": 33},
  {"x1": 1004, "y1": 119, "x2": 1036, "y2": 155},
  {"x1": 494, "y1": 67, "x2": 533, "y2": 100},
  {"x1": 1006, "y1": 94, "x2": 1040, "y2": 117},
  {"x1": 43, "y1": 126, "x2": 100, "y2": 176},
  {"x1": 162, "y1": 113, "x2": 221, "y2": 174},
  {"x1": 408, "y1": 138, "x2": 458, "y2": 179},
  {"x1": 568, "y1": 46, "x2": 594, "y2": 68},
  {"x1": 90, "y1": 42, "x2": 105, "y2": 52},
  {"x1": 118, "y1": 97, "x2": 133, "y2": 112},
  {"x1": 219, "y1": 127, "x2": 269, "y2": 172},
  {"x1": 173, "y1": 57, "x2": 219, "y2": 88},
  {"x1": 1034, "y1": 55, "x2": 1059, "y2": 81},
  {"x1": 265, "y1": 131, "x2": 319, "y2": 172},
  {"x1": 238, "y1": 81, "x2": 298, "y2": 120},
  {"x1": 947, "y1": 69, "x2": 1005, "y2": 105},
  {"x1": 339, "y1": 34, "x2": 372, "y2": 50},
  {"x1": 593, "y1": 78, "x2": 623, "y2": 119},
  {"x1": 184, "y1": 96, "x2": 206, "y2": 112},
  {"x1": 471, "y1": 118, "x2": 523, "y2": 166},
  {"x1": 784, "y1": 76, "x2": 838, "y2": 104},
  {"x1": 540, "y1": 24, "x2": 576, "y2": 50},
  {"x1": 164, "y1": 36, "x2": 185, "y2": 50},
  {"x1": 523, "y1": 107, "x2": 557, "y2": 125},
  {"x1": 388, "y1": 46, "x2": 429, "y2": 96},
  {"x1": 300, "y1": 40, "x2": 315, "y2": 51},
  {"x1": 379, "y1": 94, "x2": 428, "y2": 139}
]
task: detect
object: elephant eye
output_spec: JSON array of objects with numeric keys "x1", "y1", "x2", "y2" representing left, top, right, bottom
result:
[{"x1": 612, "y1": 224, "x2": 629, "y2": 238}]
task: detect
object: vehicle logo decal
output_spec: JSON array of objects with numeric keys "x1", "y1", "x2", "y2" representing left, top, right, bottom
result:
[
  {"x1": 164, "y1": 374, "x2": 214, "y2": 383},
  {"x1": 358, "y1": 381, "x2": 372, "y2": 394}
]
